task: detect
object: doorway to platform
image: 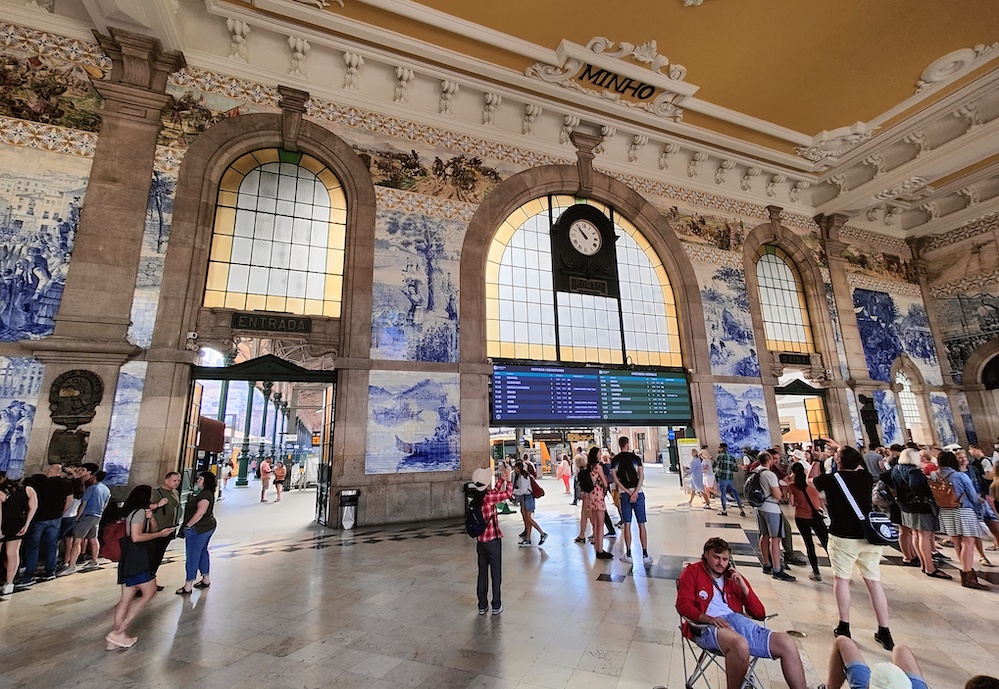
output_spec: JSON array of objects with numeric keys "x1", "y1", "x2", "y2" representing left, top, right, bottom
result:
[
  {"x1": 775, "y1": 372, "x2": 830, "y2": 449},
  {"x1": 185, "y1": 342, "x2": 339, "y2": 527}
]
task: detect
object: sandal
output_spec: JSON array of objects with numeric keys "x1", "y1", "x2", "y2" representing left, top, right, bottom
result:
[
  {"x1": 980, "y1": 558, "x2": 994, "y2": 568},
  {"x1": 175, "y1": 587, "x2": 192, "y2": 595},
  {"x1": 925, "y1": 569, "x2": 953, "y2": 580},
  {"x1": 574, "y1": 537, "x2": 586, "y2": 543},
  {"x1": 193, "y1": 580, "x2": 211, "y2": 589},
  {"x1": 986, "y1": 545, "x2": 999, "y2": 551}
]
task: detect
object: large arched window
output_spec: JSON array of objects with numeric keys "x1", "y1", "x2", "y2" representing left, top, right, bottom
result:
[
  {"x1": 755, "y1": 245, "x2": 814, "y2": 354},
  {"x1": 204, "y1": 148, "x2": 347, "y2": 318},
  {"x1": 485, "y1": 195, "x2": 681, "y2": 367},
  {"x1": 895, "y1": 371, "x2": 921, "y2": 427}
]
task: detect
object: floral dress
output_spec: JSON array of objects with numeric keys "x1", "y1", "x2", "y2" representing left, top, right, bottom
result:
[{"x1": 584, "y1": 466, "x2": 607, "y2": 512}]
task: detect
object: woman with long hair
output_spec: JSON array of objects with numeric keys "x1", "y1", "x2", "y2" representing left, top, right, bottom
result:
[
  {"x1": 106, "y1": 484, "x2": 175, "y2": 649},
  {"x1": 176, "y1": 471, "x2": 218, "y2": 594},
  {"x1": 785, "y1": 461, "x2": 828, "y2": 581},
  {"x1": 701, "y1": 449, "x2": 718, "y2": 499},
  {"x1": 892, "y1": 448, "x2": 951, "y2": 579},
  {"x1": 935, "y1": 451, "x2": 989, "y2": 589},
  {"x1": 1, "y1": 472, "x2": 37, "y2": 597},
  {"x1": 512, "y1": 461, "x2": 547, "y2": 547},
  {"x1": 584, "y1": 447, "x2": 613, "y2": 559}
]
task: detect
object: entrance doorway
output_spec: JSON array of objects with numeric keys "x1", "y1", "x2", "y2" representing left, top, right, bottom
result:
[
  {"x1": 775, "y1": 373, "x2": 830, "y2": 448},
  {"x1": 186, "y1": 346, "x2": 338, "y2": 526}
]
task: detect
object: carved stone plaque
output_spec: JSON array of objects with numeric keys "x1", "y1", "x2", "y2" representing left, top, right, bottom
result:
[{"x1": 49, "y1": 370, "x2": 104, "y2": 429}]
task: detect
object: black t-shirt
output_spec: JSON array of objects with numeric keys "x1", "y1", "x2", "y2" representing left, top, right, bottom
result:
[
  {"x1": 34, "y1": 476, "x2": 73, "y2": 522},
  {"x1": 814, "y1": 470, "x2": 873, "y2": 540},
  {"x1": 614, "y1": 451, "x2": 642, "y2": 489}
]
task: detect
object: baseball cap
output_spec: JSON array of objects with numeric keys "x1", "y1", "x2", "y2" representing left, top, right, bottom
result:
[
  {"x1": 471, "y1": 467, "x2": 492, "y2": 491},
  {"x1": 868, "y1": 662, "x2": 913, "y2": 689}
]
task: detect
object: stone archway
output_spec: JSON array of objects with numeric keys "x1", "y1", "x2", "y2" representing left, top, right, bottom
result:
[{"x1": 963, "y1": 338, "x2": 999, "y2": 443}]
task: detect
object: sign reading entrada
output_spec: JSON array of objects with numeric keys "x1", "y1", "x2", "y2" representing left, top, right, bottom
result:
[
  {"x1": 230, "y1": 312, "x2": 313, "y2": 334},
  {"x1": 575, "y1": 65, "x2": 658, "y2": 101}
]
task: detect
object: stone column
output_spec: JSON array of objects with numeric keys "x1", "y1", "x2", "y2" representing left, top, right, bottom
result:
[
  {"x1": 22, "y1": 30, "x2": 184, "y2": 473},
  {"x1": 257, "y1": 381, "x2": 273, "y2": 462},
  {"x1": 908, "y1": 238, "x2": 966, "y2": 446},
  {"x1": 237, "y1": 381, "x2": 255, "y2": 487}
]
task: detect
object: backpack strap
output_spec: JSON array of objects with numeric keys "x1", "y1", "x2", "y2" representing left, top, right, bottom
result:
[{"x1": 834, "y1": 473, "x2": 865, "y2": 521}]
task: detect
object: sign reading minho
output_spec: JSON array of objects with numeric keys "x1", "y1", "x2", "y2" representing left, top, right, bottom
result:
[
  {"x1": 230, "y1": 312, "x2": 313, "y2": 334},
  {"x1": 575, "y1": 64, "x2": 658, "y2": 101}
]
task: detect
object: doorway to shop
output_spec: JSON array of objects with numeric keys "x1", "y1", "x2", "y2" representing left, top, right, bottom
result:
[{"x1": 186, "y1": 347, "x2": 339, "y2": 527}]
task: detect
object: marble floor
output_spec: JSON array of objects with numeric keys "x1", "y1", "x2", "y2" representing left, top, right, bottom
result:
[{"x1": 1, "y1": 469, "x2": 996, "y2": 689}]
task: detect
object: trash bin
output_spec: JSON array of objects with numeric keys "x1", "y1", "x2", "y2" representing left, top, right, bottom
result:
[{"x1": 338, "y1": 489, "x2": 360, "y2": 529}]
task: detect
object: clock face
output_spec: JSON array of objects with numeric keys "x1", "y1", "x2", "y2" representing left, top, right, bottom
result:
[{"x1": 568, "y1": 219, "x2": 602, "y2": 256}]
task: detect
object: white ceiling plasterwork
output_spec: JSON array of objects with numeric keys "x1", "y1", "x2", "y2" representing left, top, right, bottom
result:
[{"x1": 915, "y1": 43, "x2": 999, "y2": 93}]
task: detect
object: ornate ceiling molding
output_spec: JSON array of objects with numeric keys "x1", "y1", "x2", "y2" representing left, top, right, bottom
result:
[
  {"x1": 526, "y1": 37, "x2": 697, "y2": 121},
  {"x1": 916, "y1": 43, "x2": 999, "y2": 93},
  {"x1": 795, "y1": 123, "x2": 875, "y2": 163}
]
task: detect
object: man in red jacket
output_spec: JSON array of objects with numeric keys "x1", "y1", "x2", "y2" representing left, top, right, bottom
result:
[{"x1": 675, "y1": 537, "x2": 808, "y2": 689}]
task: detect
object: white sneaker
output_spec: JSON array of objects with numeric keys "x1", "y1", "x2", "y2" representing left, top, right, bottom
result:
[
  {"x1": 56, "y1": 566, "x2": 77, "y2": 577},
  {"x1": 621, "y1": 553, "x2": 633, "y2": 563},
  {"x1": 492, "y1": 605, "x2": 504, "y2": 615},
  {"x1": 518, "y1": 540, "x2": 531, "y2": 547},
  {"x1": 80, "y1": 561, "x2": 100, "y2": 572},
  {"x1": 1, "y1": 582, "x2": 13, "y2": 596},
  {"x1": 642, "y1": 553, "x2": 654, "y2": 564}
]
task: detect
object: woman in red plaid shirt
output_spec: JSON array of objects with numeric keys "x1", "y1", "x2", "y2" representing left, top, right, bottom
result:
[{"x1": 471, "y1": 465, "x2": 513, "y2": 615}]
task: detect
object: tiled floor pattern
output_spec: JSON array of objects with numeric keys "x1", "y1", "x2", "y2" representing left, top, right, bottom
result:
[{"x1": 1, "y1": 471, "x2": 996, "y2": 688}]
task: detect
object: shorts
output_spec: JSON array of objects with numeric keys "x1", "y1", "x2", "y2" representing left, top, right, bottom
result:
[
  {"x1": 121, "y1": 570, "x2": 154, "y2": 587},
  {"x1": 71, "y1": 515, "x2": 101, "y2": 540},
  {"x1": 829, "y1": 535, "x2": 883, "y2": 581},
  {"x1": 694, "y1": 613, "x2": 773, "y2": 660},
  {"x1": 520, "y1": 494, "x2": 536, "y2": 513},
  {"x1": 844, "y1": 662, "x2": 928, "y2": 689},
  {"x1": 756, "y1": 510, "x2": 784, "y2": 538},
  {"x1": 619, "y1": 491, "x2": 647, "y2": 524}
]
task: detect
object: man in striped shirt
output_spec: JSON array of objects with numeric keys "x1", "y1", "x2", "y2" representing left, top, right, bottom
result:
[
  {"x1": 715, "y1": 443, "x2": 746, "y2": 517},
  {"x1": 472, "y1": 465, "x2": 513, "y2": 616}
]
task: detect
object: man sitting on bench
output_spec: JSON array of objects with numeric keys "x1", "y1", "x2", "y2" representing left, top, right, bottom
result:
[{"x1": 676, "y1": 537, "x2": 809, "y2": 689}]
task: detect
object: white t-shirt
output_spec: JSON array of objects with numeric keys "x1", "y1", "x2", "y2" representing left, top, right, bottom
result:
[
  {"x1": 704, "y1": 575, "x2": 734, "y2": 618},
  {"x1": 757, "y1": 468, "x2": 781, "y2": 514}
]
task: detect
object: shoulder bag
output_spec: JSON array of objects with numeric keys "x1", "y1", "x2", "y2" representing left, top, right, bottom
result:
[
  {"x1": 118, "y1": 510, "x2": 151, "y2": 580},
  {"x1": 927, "y1": 474, "x2": 962, "y2": 509},
  {"x1": 529, "y1": 475, "x2": 545, "y2": 499},
  {"x1": 834, "y1": 473, "x2": 898, "y2": 546},
  {"x1": 801, "y1": 486, "x2": 831, "y2": 528}
]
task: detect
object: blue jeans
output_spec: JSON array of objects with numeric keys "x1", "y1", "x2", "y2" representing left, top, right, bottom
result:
[
  {"x1": 21, "y1": 517, "x2": 61, "y2": 577},
  {"x1": 718, "y1": 479, "x2": 742, "y2": 510},
  {"x1": 184, "y1": 527, "x2": 215, "y2": 581}
]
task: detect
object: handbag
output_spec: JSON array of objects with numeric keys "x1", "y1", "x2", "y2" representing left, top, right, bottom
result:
[
  {"x1": 529, "y1": 475, "x2": 545, "y2": 499},
  {"x1": 117, "y1": 511, "x2": 151, "y2": 579},
  {"x1": 834, "y1": 474, "x2": 898, "y2": 546},
  {"x1": 801, "y1": 487, "x2": 830, "y2": 529}
]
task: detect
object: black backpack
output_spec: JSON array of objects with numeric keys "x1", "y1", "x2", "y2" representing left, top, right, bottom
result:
[
  {"x1": 617, "y1": 454, "x2": 639, "y2": 489},
  {"x1": 465, "y1": 492, "x2": 489, "y2": 538},
  {"x1": 745, "y1": 470, "x2": 766, "y2": 507},
  {"x1": 578, "y1": 467, "x2": 594, "y2": 493}
]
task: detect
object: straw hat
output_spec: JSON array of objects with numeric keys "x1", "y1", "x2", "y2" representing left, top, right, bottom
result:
[{"x1": 471, "y1": 467, "x2": 492, "y2": 491}]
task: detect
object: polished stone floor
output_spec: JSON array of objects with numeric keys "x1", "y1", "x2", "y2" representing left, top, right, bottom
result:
[{"x1": 1, "y1": 468, "x2": 996, "y2": 689}]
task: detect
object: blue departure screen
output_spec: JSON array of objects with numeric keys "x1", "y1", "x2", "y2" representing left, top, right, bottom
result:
[{"x1": 490, "y1": 364, "x2": 692, "y2": 426}]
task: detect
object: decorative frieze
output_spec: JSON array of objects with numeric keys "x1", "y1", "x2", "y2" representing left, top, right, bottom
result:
[
  {"x1": 0, "y1": 115, "x2": 96, "y2": 157},
  {"x1": 847, "y1": 272, "x2": 922, "y2": 298},
  {"x1": 375, "y1": 186, "x2": 476, "y2": 222},
  {"x1": 681, "y1": 242, "x2": 743, "y2": 268},
  {"x1": 168, "y1": 66, "x2": 280, "y2": 105},
  {"x1": 838, "y1": 226, "x2": 910, "y2": 254},
  {"x1": 924, "y1": 211, "x2": 999, "y2": 250},
  {"x1": 0, "y1": 21, "x2": 110, "y2": 70},
  {"x1": 929, "y1": 268, "x2": 999, "y2": 298}
]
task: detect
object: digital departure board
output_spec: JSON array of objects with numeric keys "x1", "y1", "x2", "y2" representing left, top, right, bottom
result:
[{"x1": 491, "y1": 364, "x2": 692, "y2": 426}]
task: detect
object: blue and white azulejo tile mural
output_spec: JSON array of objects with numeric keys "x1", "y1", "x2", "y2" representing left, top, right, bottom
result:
[
  {"x1": 365, "y1": 370, "x2": 460, "y2": 475},
  {"x1": 845, "y1": 388, "x2": 864, "y2": 447},
  {"x1": 951, "y1": 391, "x2": 977, "y2": 444},
  {"x1": 713, "y1": 383, "x2": 770, "y2": 451},
  {"x1": 929, "y1": 392, "x2": 957, "y2": 447},
  {"x1": 370, "y1": 208, "x2": 464, "y2": 363},
  {"x1": 103, "y1": 361, "x2": 147, "y2": 486},
  {"x1": 0, "y1": 144, "x2": 89, "y2": 341},
  {"x1": 0, "y1": 356, "x2": 43, "y2": 479},
  {"x1": 692, "y1": 258, "x2": 760, "y2": 378},
  {"x1": 852, "y1": 288, "x2": 941, "y2": 385},
  {"x1": 128, "y1": 170, "x2": 176, "y2": 348},
  {"x1": 873, "y1": 389, "x2": 903, "y2": 447}
]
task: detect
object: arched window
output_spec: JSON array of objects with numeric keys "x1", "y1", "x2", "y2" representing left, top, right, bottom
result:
[
  {"x1": 204, "y1": 148, "x2": 347, "y2": 318},
  {"x1": 485, "y1": 195, "x2": 681, "y2": 367},
  {"x1": 895, "y1": 371, "x2": 921, "y2": 426},
  {"x1": 755, "y1": 245, "x2": 814, "y2": 354}
]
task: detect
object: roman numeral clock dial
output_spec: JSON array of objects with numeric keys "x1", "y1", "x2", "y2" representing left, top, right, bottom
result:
[{"x1": 568, "y1": 219, "x2": 602, "y2": 256}]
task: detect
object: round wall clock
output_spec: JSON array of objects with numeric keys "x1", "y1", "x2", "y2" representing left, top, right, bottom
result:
[{"x1": 568, "y1": 219, "x2": 602, "y2": 256}]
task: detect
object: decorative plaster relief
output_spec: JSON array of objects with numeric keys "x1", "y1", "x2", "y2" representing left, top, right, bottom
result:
[
  {"x1": 288, "y1": 36, "x2": 310, "y2": 77},
  {"x1": 343, "y1": 52, "x2": 363, "y2": 90},
  {"x1": 789, "y1": 180, "x2": 810, "y2": 203},
  {"x1": 863, "y1": 154, "x2": 886, "y2": 177},
  {"x1": 526, "y1": 37, "x2": 694, "y2": 121},
  {"x1": 628, "y1": 134, "x2": 648, "y2": 163},
  {"x1": 766, "y1": 174, "x2": 786, "y2": 198},
  {"x1": 916, "y1": 44, "x2": 999, "y2": 93},
  {"x1": 439, "y1": 80, "x2": 458, "y2": 116},
  {"x1": 481, "y1": 92, "x2": 501, "y2": 126},
  {"x1": 688, "y1": 151, "x2": 708, "y2": 178},
  {"x1": 902, "y1": 132, "x2": 930, "y2": 156},
  {"x1": 594, "y1": 125, "x2": 615, "y2": 154},
  {"x1": 560, "y1": 115, "x2": 579, "y2": 144},
  {"x1": 522, "y1": 104, "x2": 542, "y2": 135},
  {"x1": 394, "y1": 67, "x2": 413, "y2": 103},
  {"x1": 225, "y1": 18, "x2": 251, "y2": 63},
  {"x1": 794, "y1": 124, "x2": 873, "y2": 163},
  {"x1": 365, "y1": 371, "x2": 460, "y2": 475},
  {"x1": 658, "y1": 142, "x2": 680, "y2": 171},
  {"x1": 739, "y1": 167, "x2": 760, "y2": 192},
  {"x1": 714, "y1": 159, "x2": 735, "y2": 185},
  {"x1": 873, "y1": 177, "x2": 929, "y2": 202}
]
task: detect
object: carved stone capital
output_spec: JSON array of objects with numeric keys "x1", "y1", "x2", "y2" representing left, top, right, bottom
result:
[
  {"x1": 570, "y1": 131, "x2": 601, "y2": 198},
  {"x1": 814, "y1": 212, "x2": 850, "y2": 243},
  {"x1": 94, "y1": 28, "x2": 185, "y2": 93},
  {"x1": 279, "y1": 85, "x2": 310, "y2": 151}
]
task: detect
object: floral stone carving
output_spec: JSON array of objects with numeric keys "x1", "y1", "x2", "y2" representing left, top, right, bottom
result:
[{"x1": 49, "y1": 369, "x2": 103, "y2": 429}]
